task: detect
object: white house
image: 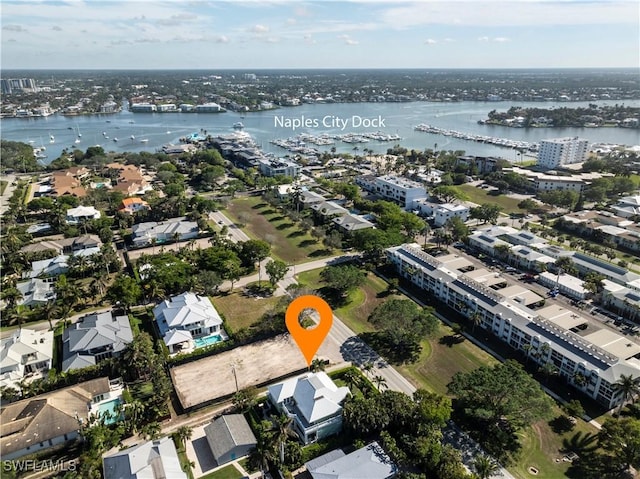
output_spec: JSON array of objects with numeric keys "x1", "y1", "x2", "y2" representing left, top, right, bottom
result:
[
  {"x1": 305, "y1": 442, "x2": 396, "y2": 479},
  {"x1": 412, "y1": 199, "x2": 470, "y2": 226},
  {"x1": 0, "y1": 328, "x2": 53, "y2": 390},
  {"x1": 16, "y1": 278, "x2": 56, "y2": 307},
  {"x1": 538, "y1": 272, "x2": 588, "y2": 300},
  {"x1": 27, "y1": 255, "x2": 69, "y2": 278},
  {"x1": 268, "y1": 372, "x2": 349, "y2": 444},
  {"x1": 153, "y1": 293, "x2": 225, "y2": 354},
  {"x1": 611, "y1": 195, "x2": 640, "y2": 218},
  {"x1": 65, "y1": 205, "x2": 101, "y2": 224},
  {"x1": 131, "y1": 217, "x2": 199, "y2": 248},
  {"x1": 103, "y1": 437, "x2": 187, "y2": 479}
]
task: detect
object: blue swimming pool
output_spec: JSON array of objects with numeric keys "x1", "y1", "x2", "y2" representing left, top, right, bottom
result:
[
  {"x1": 194, "y1": 334, "x2": 223, "y2": 349},
  {"x1": 97, "y1": 398, "x2": 123, "y2": 424}
]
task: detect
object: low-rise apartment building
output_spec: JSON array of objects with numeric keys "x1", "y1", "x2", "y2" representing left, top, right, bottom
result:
[
  {"x1": 356, "y1": 174, "x2": 427, "y2": 209},
  {"x1": 387, "y1": 243, "x2": 640, "y2": 409},
  {"x1": 259, "y1": 158, "x2": 301, "y2": 177}
]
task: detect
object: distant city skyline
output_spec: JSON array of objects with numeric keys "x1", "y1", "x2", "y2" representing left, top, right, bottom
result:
[{"x1": 1, "y1": 0, "x2": 638, "y2": 70}]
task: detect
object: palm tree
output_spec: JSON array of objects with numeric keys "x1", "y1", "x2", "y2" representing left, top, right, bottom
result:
[
  {"x1": 539, "y1": 361, "x2": 559, "y2": 385},
  {"x1": 473, "y1": 454, "x2": 499, "y2": 479},
  {"x1": 141, "y1": 421, "x2": 161, "y2": 440},
  {"x1": 373, "y1": 375, "x2": 388, "y2": 391},
  {"x1": 272, "y1": 414, "x2": 294, "y2": 465},
  {"x1": 361, "y1": 362, "x2": 374, "y2": 378},
  {"x1": 343, "y1": 369, "x2": 361, "y2": 392},
  {"x1": 40, "y1": 300, "x2": 59, "y2": 331},
  {"x1": 613, "y1": 374, "x2": 640, "y2": 416},
  {"x1": 175, "y1": 425, "x2": 193, "y2": 449},
  {"x1": 310, "y1": 358, "x2": 326, "y2": 372},
  {"x1": 470, "y1": 312, "x2": 482, "y2": 333}
]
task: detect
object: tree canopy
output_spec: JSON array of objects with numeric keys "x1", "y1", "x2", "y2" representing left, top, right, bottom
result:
[
  {"x1": 447, "y1": 360, "x2": 554, "y2": 429},
  {"x1": 320, "y1": 265, "x2": 366, "y2": 296}
]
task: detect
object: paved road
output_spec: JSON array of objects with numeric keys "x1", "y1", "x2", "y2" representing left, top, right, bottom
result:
[
  {"x1": 209, "y1": 210, "x2": 250, "y2": 243},
  {"x1": 0, "y1": 173, "x2": 17, "y2": 215}
]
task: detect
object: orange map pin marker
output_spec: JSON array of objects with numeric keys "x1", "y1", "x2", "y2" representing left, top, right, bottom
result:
[{"x1": 285, "y1": 295, "x2": 333, "y2": 366}]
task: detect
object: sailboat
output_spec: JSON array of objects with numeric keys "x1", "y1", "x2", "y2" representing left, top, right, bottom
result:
[{"x1": 75, "y1": 125, "x2": 81, "y2": 143}]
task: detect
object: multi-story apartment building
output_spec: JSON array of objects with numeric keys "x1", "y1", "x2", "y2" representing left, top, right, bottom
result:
[
  {"x1": 387, "y1": 243, "x2": 640, "y2": 409},
  {"x1": 356, "y1": 174, "x2": 427, "y2": 210},
  {"x1": 537, "y1": 137, "x2": 589, "y2": 169},
  {"x1": 258, "y1": 158, "x2": 301, "y2": 177}
]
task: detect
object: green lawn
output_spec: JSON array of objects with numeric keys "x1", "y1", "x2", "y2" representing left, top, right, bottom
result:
[
  {"x1": 200, "y1": 464, "x2": 243, "y2": 479},
  {"x1": 297, "y1": 269, "x2": 404, "y2": 334},
  {"x1": 457, "y1": 184, "x2": 524, "y2": 214},
  {"x1": 226, "y1": 196, "x2": 333, "y2": 263},
  {"x1": 211, "y1": 292, "x2": 280, "y2": 332},
  {"x1": 511, "y1": 410, "x2": 599, "y2": 479},
  {"x1": 397, "y1": 323, "x2": 498, "y2": 395}
]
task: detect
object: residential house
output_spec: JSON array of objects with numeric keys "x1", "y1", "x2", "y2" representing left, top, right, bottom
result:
[
  {"x1": 333, "y1": 214, "x2": 374, "y2": 234},
  {"x1": 16, "y1": 278, "x2": 56, "y2": 307},
  {"x1": 65, "y1": 206, "x2": 101, "y2": 224},
  {"x1": 131, "y1": 217, "x2": 199, "y2": 248},
  {"x1": 305, "y1": 442, "x2": 396, "y2": 479},
  {"x1": 611, "y1": 195, "x2": 640, "y2": 218},
  {"x1": 20, "y1": 235, "x2": 102, "y2": 256},
  {"x1": 103, "y1": 437, "x2": 187, "y2": 479},
  {"x1": 456, "y1": 155, "x2": 501, "y2": 174},
  {"x1": 411, "y1": 199, "x2": 470, "y2": 227},
  {"x1": 153, "y1": 293, "x2": 225, "y2": 354},
  {"x1": 602, "y1": 282, "x2": 640, "y2": 322},
  {"x1": 1, "y1": 378, "x2": 111, "y2": 460},
  {"x1": 119, "y1": 197, "x2": 151, "y2": 215},
  {"x1": 204, "y1": 414, "x2": 257, "y2": 465},
  {"x1": 299, "y1": 190, "x2": 326, "y2": 208},
  {"x1": 387, "y1": 243, "x2": 640, "y2": 409},
  {"x1": 27, "y1": 255, "x2": 69, "y2": 278},
  {"x1": 268, "y1": 372, "x2": 349, "y2": 444},
  {"x1": 106, "y1": 163, "x2": 153, "y2": 196},
  {"x1": 61, "y1": 311, "x2": 133, "y2": 372},
  {"x1": 49, "y1": 167, "x2": 89, "y2": 197},
  {"x1": 311, "y1": 201, "x2": 349, "y2": 220},
  {"x1": 0, "y1": 328, "x2": 53, "y2": 390}
]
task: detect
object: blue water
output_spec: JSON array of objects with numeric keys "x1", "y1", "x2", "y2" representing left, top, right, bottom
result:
[
  {"x1": 97, "y1": 398, "x2": 123, "y2": 425},
  {"x1": 193, "y1": 334, "x2": 222, "y2": 349},
  {"x1": 2, "y1": 99, "x2": 638, "y2": 164}
]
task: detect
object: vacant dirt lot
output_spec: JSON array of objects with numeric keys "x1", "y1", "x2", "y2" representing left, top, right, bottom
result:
[{"x1": 171, "y1": 334, "x2": 341, "y2": 409}]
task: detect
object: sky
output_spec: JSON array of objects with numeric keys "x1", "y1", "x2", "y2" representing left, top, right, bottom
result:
[{"x1": 1, "y1": 0, "x2": 639, "y2": 70}]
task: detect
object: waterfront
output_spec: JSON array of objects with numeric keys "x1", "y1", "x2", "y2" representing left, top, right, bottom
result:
[{"x1": 1, "y1": 100, "x2": 638, "y2": 164}]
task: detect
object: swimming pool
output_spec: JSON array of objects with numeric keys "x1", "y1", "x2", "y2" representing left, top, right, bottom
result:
[
  {"x1": 193, "y1": 334, "x2": 222, "y2": 349},
  {"x1": 96, "y1": 398, "x2": 123, "y2": 424}
]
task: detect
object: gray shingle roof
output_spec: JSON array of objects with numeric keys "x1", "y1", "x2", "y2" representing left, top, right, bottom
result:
[
  {"x1": 204, "y1": 414, "x2": 257, "y2": 462},
  {"x1": 306, "y1": 442, "x2": 396, "y2": 479}
]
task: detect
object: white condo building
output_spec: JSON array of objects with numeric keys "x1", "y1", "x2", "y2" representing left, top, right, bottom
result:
[
  {"x1": 362, "y1": 175, "x2": 427, "y2": 209},
  {"x1": 386, "y1": 243, "x2": 640, "y2": 409},
  {"x1": 537, "y1": 137, "x2": 589, "y2": 169}
]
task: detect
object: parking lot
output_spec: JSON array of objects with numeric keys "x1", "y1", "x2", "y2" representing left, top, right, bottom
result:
[{"x1": 450, "y1": 243, "x2": 640, "y2": 340}]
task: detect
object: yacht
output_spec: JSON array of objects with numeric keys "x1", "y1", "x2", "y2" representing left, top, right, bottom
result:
[
  {"x1": 113, "y1": 137, "x2": 118, "y2": 142},
  {"x1": 140, "y1": 138, "x2": 149, "y2": 143},
  {"x1": 130, "y1": 135, "x2": 135, "y2": 140},
  {"x1": 233, "y1": 122, "x2": 244, "y2": 129}
]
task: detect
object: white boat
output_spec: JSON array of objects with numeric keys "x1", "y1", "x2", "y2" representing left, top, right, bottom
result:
[
  {"x1": 130, "y1": 135, "x2": 135, "y2": 140},
  {"x1": 49, "y1": 134, "x2": 55, "y2": 143},
  {"x1": 166, "y1": 131, "x2": 171, "y2": 134},
  {"x1": 113, "y1": 137, "x2": 118, "y2": 142},
  {"x1": 102, "y1": 131, "x2": 107, "y2": 136},
  {"x1": 140, "y1": 139, "x2": 149, "y2": 143},
  {"x1": 75, "y1": 138, "x2": 81, "y2": 144},
  {"x1": 233, "y1": 122, "x2": 244, "y2": 129}
]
